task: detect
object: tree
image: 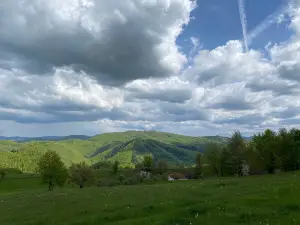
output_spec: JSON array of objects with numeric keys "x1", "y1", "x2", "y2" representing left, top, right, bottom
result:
[
  {"x1": 224, "y1": 131, "x2": 246, "y2": 176},
  {"x1": 112, "y1": 161, "x2": 119, "y2": 174},
  {"x1": 277, "y1": 128, "x2": 295, "y2": 171},
  {"x1": 279, "y1": 128, "x2": 300, "y2": 171},
  {"x1": 195, "y1": 153, "x2": 202, "y2": 178},
  {"x1": 290, "y1": 128, "x2": 300, "y2": 170},
  {"x1": 143, "y1": 155, "x2": 153, "y2": 172},
  {"x1": 244, "y1": 140, "x2": 265, "y2": 175},
  {"x1": 204, "y1": 143, "x2": 222, "y2": 176},
  {"x1": 255, "y1": 129, "x2": 278, "y2": 174},
  {"x1": 37, "y1": 150, "x2": 68, "y2": 191},
  {"x1": 69, "y1": 162, "x2": 95, "y2": 188},
  {"x1": 219, "y1": 147, "x2": 232, "y2": 176},
  {"x1": 157, "y1": 160, "x2": 168, "y2": 174}
]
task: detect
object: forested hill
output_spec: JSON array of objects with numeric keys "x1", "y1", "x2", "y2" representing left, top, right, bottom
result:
[
  {"x1": 0, "y1": 135, "x2": 90, "y2": 142},
  {"x1": 0, "y1": 131, "x2": 228, "y2": 172}
]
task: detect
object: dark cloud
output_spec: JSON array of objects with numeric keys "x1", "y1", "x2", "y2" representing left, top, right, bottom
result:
[
  {"x1": 278, "y1": 63, "x2": 300, "y2": 82},
  {"x1": 246, "y1": 81, "x2": 300, "y2": 96},
  {"x1": 270, "y1": 107, "x2": 300, "y2": 119},
  {"x1": 210, "y1": 97, "x2": 254, "y2": 111},
  {"x1": 0, "y1": 0, "x2": 193, "y2": 85},
  {"x1": 159, "y1": 103, "x2": 210, "y2": 121},
  {"x1": 125, "y1": 88, "x2": 192, "y2": 103}
]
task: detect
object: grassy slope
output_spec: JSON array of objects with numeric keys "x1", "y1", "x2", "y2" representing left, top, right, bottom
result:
[
  {"x1": 0, "y1": 131, "x2": 227, "y2": 171},
  {"x1": 0, "y1": 172, "x2": 300, "y2": 225}
]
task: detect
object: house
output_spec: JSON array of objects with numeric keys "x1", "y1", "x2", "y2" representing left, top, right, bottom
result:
[{"x1": 168, "y1": 172, "x2": 187, "y2": 181}]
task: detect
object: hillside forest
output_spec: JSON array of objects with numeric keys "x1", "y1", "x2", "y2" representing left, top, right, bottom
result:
[{"x1": 0, "y1": 128, "x2": 299, "y2": 185}]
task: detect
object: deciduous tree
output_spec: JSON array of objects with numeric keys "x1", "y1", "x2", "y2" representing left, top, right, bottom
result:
[
  {"x1": 204, "y1": 143, "x2": 222, "y2": 176},
  {"x1": 37, "y1": 150, "x2": 68, "y2": 191},
  {"x1": 224, "y1": 131, "x2": 246, "y2": 176},
  {"x1": 143, "y1": 155, "x2": 153, "y2": 172}
]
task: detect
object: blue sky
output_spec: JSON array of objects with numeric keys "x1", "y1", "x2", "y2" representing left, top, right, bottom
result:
[
  {"x1": 0, "y1": 0, "x2": 300, "y2": 137},
  {"x1": 178, "y1": 0, "x2": 291, "y2": 51}
]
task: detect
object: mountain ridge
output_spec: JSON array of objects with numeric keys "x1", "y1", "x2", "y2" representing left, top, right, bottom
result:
[
  {"x1": 0, "y1": 135, "x2": 91, "y2": 142},
  {"x1": 0, "y1": 131, "x2": 229, "y2": 171}
]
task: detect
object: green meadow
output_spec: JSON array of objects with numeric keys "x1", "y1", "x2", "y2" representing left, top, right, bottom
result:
[{"x1": 1, "y1": 172, "x2": 300, "y2": 225}]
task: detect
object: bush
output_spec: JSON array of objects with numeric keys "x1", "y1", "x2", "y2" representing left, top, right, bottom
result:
[
  {"x1": 142, "y1": 176, "x2": 154, "y2": 184},
  {"x1": 118, "y1": 173, "x2": 125, "y2": 183},
  {"x1": 137, "y1": 170, "x2": 151, "y2": 183},
  {"x1": 153, "y1": 174, "x2": 168, "y2": 182},
  {"x1": 241, "y1": 163, "x2": 250, "y2": 176},
  {"x1": 123, "y1": 177, "x2": 140, "y2": 185},
  {"x1": 97, "y1": 179, "x2": 120, "y2": 187},
  {"x1": 69, "y1": 162, "x2": 95, "y2": 188}
]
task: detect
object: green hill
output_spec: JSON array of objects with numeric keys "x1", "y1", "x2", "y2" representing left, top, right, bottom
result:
[{"x1": 0, "y1": 131, "x2": 228, "y2": 171}]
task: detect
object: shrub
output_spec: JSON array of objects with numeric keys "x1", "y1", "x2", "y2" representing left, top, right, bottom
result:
[
  {"x1": 97, "y1": 179, "x2": 120, "y2": 187},
  {"x1": 137, "y1": 170, "x2": 151, "y2": 183},
  {"x1": 69, "y1": 162, "x2": 95, "y2": 188},
  {"x1": 118, "y1": 173, "x2": 125, "y2": 183},
  {"x1": 123, "y1": 177, "x2": 140, "y2": 185},
  {"x1": 241, "y1": 163, "x2": 250, "y2": 176},
  {"x1": 142, "y1": 176, "x2": 154, "y2": 184},
  {"x1": 153, "y1": 174, "x2": 168, "y2": 182}
]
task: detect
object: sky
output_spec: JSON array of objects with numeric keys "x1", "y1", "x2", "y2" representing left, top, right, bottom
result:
[{"x1": 0, "y1": 0, "x2": 300, "y2": 137}]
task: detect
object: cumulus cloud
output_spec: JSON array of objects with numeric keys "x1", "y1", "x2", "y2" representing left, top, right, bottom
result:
[
  {"x1": 269, "y1": 4, "x2": 300, "y2": 83},
  {"x1": 0, "y1": 67, "x2": 126, "y2": 123},
  {"x1": 124, "y1": 77, "x2": 193, "y2": 103},
  {"x1": 1, "y1": 0, "x2": 300, "y2": 137},
  {"x1": 0, "y1": 0, "x2": 195, "y2": 85},
  {"x1": 182, "y1": 41, "x2": 275, "y2": 86}
]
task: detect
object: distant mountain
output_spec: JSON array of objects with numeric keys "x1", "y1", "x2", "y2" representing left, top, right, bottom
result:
[
  {"x1": 0, "y1": 135, "x2": 91, "y2": 142},
  {"x1": 0, "y1": 131, "x2": 228, "y2": 172},
  {"x1": 243, "y1": 136, "x2": 253, "y2": 140}
]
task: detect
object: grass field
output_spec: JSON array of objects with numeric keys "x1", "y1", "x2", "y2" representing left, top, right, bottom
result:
[{"x1": 1, "y1": 172, "x2": 300, "y2": 225}]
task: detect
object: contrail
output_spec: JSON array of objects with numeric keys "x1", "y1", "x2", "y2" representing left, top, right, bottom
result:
[
  {"x1": 238, "y1": 0, "x2": 248, "y2": 52},
  {"x1": 248, "y1": 1, "x2": 292, "y2": 46}
]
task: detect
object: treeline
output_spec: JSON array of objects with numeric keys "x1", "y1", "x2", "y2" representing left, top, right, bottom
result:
[
  {"x1": 203, "y1": 128, "x2": 300, "y2": 176},
  {"x1": 0, "y1": 147, "x2": 42, "y2": 172}
]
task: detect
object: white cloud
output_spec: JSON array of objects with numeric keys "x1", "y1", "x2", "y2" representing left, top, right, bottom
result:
[
  {"x1": 183, "y1": 40, "x2": 276, "y2": 87},
  {"x1": 124, "y1": 76, "x2": 193, "y2": 103},
  {"x1": 1, "y1": 0, "x2": 300, "y2": 137}
]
